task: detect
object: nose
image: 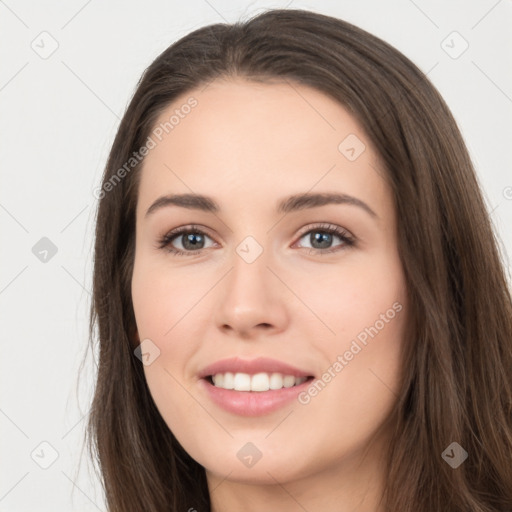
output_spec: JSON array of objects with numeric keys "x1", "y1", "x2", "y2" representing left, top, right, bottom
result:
[{"x1": 214, "y1": 248, "x2": 289, "y2": 339}]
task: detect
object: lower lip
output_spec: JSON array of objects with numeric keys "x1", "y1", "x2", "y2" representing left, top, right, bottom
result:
[{"x1": 199, "y1": 377, "x2": 314, "y2": 416}]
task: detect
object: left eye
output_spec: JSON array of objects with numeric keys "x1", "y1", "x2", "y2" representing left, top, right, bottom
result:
[
  {"x1": 157, "y1": 223, "x2": 355, "y2": 256},
  {"x1": 296, "y1": 228, "x2": 352, "y2": 252},
  {"x1": 294, "y1": 224, "x2": 355, "y2": 254}
]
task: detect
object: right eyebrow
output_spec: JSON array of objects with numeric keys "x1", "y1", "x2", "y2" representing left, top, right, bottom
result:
[{"x1": 145, "y1": 193, "x2": 219, "y2": 217}]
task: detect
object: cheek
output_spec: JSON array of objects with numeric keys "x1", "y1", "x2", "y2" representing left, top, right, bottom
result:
[
  {"x1": 131, "y1": 255, "x2": 207, "y2": 343},
  {"x1": 292, "y1": 248, "x2": 406, "y2": 344},
  {"x1": 295, "y1": 252, "x2": 407, "y2": 426},
  {"x1": 131, "y1": 262, "x2": 209, "y2": 439},
  {"x1": 131, "y1": 256, "x2": 185, "y2": 383}
]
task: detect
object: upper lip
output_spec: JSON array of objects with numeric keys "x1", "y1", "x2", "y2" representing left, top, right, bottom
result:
[{"x1": 198, "y1": 357, "x2": 314, "y2": 379}]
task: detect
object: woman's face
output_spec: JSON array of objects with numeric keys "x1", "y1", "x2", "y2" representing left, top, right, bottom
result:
[{"x1": 131, "y1": 78, "x2": 408, "y2": 491}]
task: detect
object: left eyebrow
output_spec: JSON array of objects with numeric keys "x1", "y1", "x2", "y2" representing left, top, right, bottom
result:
[
  {"x1": 144, "y1": 191, "x2": 377, "y2": 219},
  {"x1": 277, "y1": 192, "x2": 377, "y2": 218}
]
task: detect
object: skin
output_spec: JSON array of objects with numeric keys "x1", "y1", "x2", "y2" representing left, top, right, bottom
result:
[{"x1": 131, "y1": 77, "x2": 408, "y2": 512}]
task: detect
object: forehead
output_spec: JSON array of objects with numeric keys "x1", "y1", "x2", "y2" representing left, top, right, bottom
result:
[{"x1": 137, "y1": 78, "x2": 390, "y2": 219}]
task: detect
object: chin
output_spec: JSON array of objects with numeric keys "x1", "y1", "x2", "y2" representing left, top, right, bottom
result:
[{"x1": 188, "y1": 436, "x2": 316, "y2": 485}]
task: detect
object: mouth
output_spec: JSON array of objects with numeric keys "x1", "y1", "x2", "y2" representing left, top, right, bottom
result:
[
  {"x1": 198, "y1": 357, "x2": 316, "y2": 415},
  {"x1": 204, "y1": 372, "x2": 315, "y2": 392}
]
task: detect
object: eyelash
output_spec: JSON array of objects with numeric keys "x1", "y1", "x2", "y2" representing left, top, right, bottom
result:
[{"x1": 157, "y1": 223, "x2": 355, "y2": 257}]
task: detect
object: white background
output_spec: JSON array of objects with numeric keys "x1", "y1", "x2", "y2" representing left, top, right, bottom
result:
[{"x1": 1, "y1": 0, "x2": 511, "y2": 510}]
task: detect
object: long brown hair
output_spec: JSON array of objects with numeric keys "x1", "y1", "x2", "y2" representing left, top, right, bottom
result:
[{"x1": 85, "y1": 8, "x2": 512, "y2": 511}]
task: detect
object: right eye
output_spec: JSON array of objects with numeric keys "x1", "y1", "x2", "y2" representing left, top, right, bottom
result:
[{"x1": 157, "y1": 225, "x2": 217, "y2": 256}]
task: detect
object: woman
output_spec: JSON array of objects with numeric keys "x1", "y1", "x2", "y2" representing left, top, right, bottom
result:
[{"x1": 86, "y1": 8, "x2": 512, "y2": 512}]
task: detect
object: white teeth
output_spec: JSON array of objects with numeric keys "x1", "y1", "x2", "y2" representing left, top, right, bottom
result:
[
  {"x1": 212, "y1": 373, "x2": 224, "y2": 387},
  {"x1": 210, "y1": 372, "x2": 308, "y2": 392},
  {"x1": 233, "y1": 372, "x2": 251, "y2": 391},
  {"x1": 251, "y1": 372, "x2": 269, "y2": 391},
  {"x1": 223, "y1": 372, "x2": 235, "y2": 389},
  {"x1": 283, "y1": 375, "x2": 296, "y2": 388},
  {"x1": 269, "y1": 372, "x2": 284, "y2": 389}
]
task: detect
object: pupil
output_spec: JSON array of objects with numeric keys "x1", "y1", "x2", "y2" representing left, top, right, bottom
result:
[
  {"x1": 183, "y1": 233, "x2": 204, "y2": 250},
  {"x1": 312, "y1": 232, "x2": 331, "y2": 249}
]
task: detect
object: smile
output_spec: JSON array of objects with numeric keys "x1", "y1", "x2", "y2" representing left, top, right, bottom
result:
[
  {"x1": 198, "y1": 356, "x2": 315, "y2": 415},
  {"x1": 209, "y1": 372, "x2": 309, "y2": 391}
]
